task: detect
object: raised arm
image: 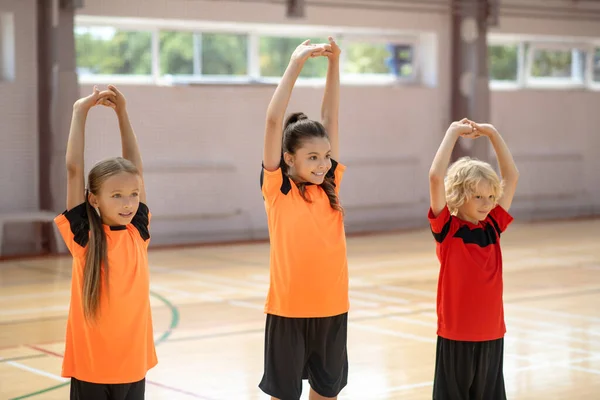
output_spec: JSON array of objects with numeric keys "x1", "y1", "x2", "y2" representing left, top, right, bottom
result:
[
  {"x1": 263, "y1": 40, "x2": 329, "y2": 171},
  {"x1": 66, "y1": 87, "x2": 112, "y2": 210},
  {"x1": 429, "y1": 119, "x2": 475, "y2": 216},
  {"x1": 102, "y1": 85, "x2": 147, "y2": 204},
  {"x1": 321, "y1": 37, "x2": 340, "y2": 161},
  {"x1": 470, "y1": 122, "x2": 519, "y2": 211}
]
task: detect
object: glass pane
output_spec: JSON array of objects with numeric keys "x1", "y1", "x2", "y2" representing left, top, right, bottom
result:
[
  {"x1": 594, "y1": 48, "x2": 600, "y2": 82},
  {"x1": 488, "y1": 44, "x2": 518, "y2": 81},
  {"x1": 75, "y1": 26, "x2": 152, "y2": 75},
  {"x1": 202, "y1": 33, "x2": 248, "y2": 76},
  {"x1": 345, "y1": 43, "x2": 413, "y2": 77},
  {"x1": 160, "y1": 31, "x2": 194, "y2": 76},
  {"x1": 531, "y1": 49, "x2": 573, "y2": 78},
  {"x1": 259, "y1": 36, "x2": 329, "y2": 78}
]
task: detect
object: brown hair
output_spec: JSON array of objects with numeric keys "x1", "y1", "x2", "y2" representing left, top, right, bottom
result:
[
  {"x1": 84, "y1": 157, "x2": 139, "y2": 321},
  {"x1": 280, "y1": 112, "x2": 343, "y2": 214}
]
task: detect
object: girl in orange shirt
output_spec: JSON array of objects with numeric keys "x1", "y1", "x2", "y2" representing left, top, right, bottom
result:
[
  {"x1": 55, "y1": 85, "x2": 157, "y2": 400},
  {"x1": 259, "y1": 37, "x2": 349, "y2": 400}
]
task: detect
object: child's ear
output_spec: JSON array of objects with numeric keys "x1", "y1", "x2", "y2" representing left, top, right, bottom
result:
[
  {"x1": 88, "y1": 192, "x2": 99, "y2": 208},
  {"x1": 283, "y1": 152, "x2": 294, "y2": 167}
]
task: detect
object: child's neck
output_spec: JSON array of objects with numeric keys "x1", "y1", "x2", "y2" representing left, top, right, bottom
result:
[{"x1": 456, "y1": 211, "x2": 479, "y2": 225}]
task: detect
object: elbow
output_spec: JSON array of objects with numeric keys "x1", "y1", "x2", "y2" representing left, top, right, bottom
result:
[
  {"x1": 429, "y1": 170, "x2": 444, "y2": 183},
  {"x1": 65, "y1": 160, "x2": 83, "y2": 175},
  {"x1": 265, "y1": 114, "x2": 282, "y2": 127}
]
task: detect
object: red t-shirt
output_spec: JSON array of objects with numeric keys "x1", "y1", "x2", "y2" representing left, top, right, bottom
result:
[{"x1": 428, "y1": 204, "x2": 513, "y2": 341}]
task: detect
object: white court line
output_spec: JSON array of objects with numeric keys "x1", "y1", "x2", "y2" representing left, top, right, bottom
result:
[
  {"x1": 375, "y1": 285, "x2": 600, "y2": 327},
  {"x1": 152, "y1": 265, "x2": 267, "y2": 290},
  {"x1": 348, "y1": 322, "x2": 435, "y2": 344},
  {"x1": 378, "y1": 285, "x2": 436, "y2": 297},
  {"x1": 415, "y1": 312, "x2": 600, "y2": 357},
  {"x1": 505, "y1": 315, "x2": 600, "y2": 337},
  {"x1": 0, "y1": 305, "x2": 67, "y2": 317},
  {"x1": 349, "y1": 257, "x2": 435, "y2": 271},
  {"x1": 0, "y1": 357, "x2": 68, "y2": 382},
  {"x1": 508, "y1": 325, "x2": 600, "y2": 347},
  {"x1": 342, "y1": 381, "x2": 433, "y2": 399},
  {"x1": 228, "y1": 300, "x2": 263, "y2": 310},
  {"x1": 506, "y1": 304, "x2": 600, "y2": 323},
  {"x1": 0, "y1": 290, "x2": 70, "y2": 301},
  {"x1": 349, "y1": 290, "x2": 411, "y2": 305},
  {"x1": 562, "y1": 364, "x2": 600, "y2": 375},
  {"x1": 513, "y1": 354, "x2": 600, "y2": 373},
  {"x1": 150, "y1": 284, "x2": 224, "y2": 302}
]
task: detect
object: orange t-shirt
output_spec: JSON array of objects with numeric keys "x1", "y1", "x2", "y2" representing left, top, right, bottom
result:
[
  {"x1": 260, "y1": 159, "x2": 349, "y2": 318},
  {"x1": 54, "y1": 202, "x2": 157, "y2": 384}
]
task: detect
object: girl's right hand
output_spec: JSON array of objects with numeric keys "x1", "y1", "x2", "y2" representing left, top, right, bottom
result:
[
  {"x1": 447, "y1": 118, "x2": 476, "y2": 138},
  {"x1": 73, "y1": 86, "x2": 115, "y2": 113},
  {"x1": 290, "y1": 40, "x2": 331, "y2": 64}
]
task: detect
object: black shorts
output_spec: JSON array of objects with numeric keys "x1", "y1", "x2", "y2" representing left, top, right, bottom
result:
[
  {"x1": 433, "y1": 336, "x2": 506, "y2": 400},
  {"x1": 259, "y1": 313, "x2": 348, "y2": 400},
  {"x1": 70, "y1": 377, "x2": 145, "y2": 400}
]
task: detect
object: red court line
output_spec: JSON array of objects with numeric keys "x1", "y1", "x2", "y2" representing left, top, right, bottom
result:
[
  {"x1": 0, "y1": 340, "x2": 61, "y2": 352},
  {"x1": 27, "y1": 345, "x2": 64, "y2": 358},
  {"x1": 25, "y1": 345, "x2": 214, "y2": 399}
]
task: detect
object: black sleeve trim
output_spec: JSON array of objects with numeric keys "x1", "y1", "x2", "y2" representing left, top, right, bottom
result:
[
  {"x1": 488, "y1": 214, "x2": 502, "y2": 238},
  {"x1": 261, "y1": 164, "x2": 291, "y2": 195},
  {"x1": 131, "y1": 202, "x2": 150, "y2": 241},
  {"x1": 431, "y1": 217, "x2": 452, "y2": 243},
  {"x1": 63, "y1": 203, "x2": 90, "y2": 248}
]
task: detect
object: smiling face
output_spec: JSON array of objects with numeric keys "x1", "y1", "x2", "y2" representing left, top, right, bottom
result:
[
  {"x1": 284, "y1": 137, "x2": 332, "y2": 185},
  {"x1": 88, "y1": 171, "x2": 141, "y2": 226},
  {"x1": 456, "y1": 180, "x2": 497, "y2": 224}
]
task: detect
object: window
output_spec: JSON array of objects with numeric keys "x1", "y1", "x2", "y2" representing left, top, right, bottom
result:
[
  {"x1": 528, "y1": 46, "x2": 585, "y2": 82},
  {"x1": 0, "y1": 12, "x2": 15, "y2": 82},
  {"x1": 488, "y1": 44, "x2": 518, "y2": 81},
  {"x1": 73, "y1": 16, "x2": 422, "y2": 86},
  {"x1": 75, "y1": 26, "x2": 152, "y2": 76},
  {"x1": 345, "y1": 42, "x2": 414, "y2": 80},
  {"x1": 259, "y1": 36, "x2": 329, "y2": 78},
  {"x1": 160, "y1": 31, "x2": 248, "y2": 77},
  {"x1": 160, "y1": 31, "x2": 194, "y2": 76},
  {"x1": 202, "y1": 33, "x2": 248, "y2": 76}
]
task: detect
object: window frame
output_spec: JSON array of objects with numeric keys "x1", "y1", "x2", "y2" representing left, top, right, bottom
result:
[{"x1": 74, "y1": 15, "x2": 421, "y2": 87}]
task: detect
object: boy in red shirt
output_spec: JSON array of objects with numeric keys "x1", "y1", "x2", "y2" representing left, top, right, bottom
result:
[{"x1": 428, "y1": 119, "x2": 519, "y2": 399}]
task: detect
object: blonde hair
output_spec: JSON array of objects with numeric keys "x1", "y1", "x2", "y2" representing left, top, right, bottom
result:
[{"x1": 445, "y1": 157, "x2": 503, "y2": 215}]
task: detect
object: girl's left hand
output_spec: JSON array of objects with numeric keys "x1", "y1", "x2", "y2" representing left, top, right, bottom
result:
[
  {"x1": 96, "y1": 84, "x2": 127, "y2": 113},
  {"x1": 465, "y1": 121, "x2": 498, "y2": 138},
  {"x1": 325, "y1": 36, "x2": 341, "y2": 59}
]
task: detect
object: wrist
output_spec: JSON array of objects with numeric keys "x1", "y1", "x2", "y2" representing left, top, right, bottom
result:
[
  {"x1": 484, "y1": 128, "x2": 499, "y2": 139},
  {"x1": 445, "y1": 127, "x2": 462, "y2": 139},
  {"x1": 116, "y1": 107, "x2": 128, "y2": 118},
  {"x1": 72, "y1": 102, "x2": 89, "y2": 116}
]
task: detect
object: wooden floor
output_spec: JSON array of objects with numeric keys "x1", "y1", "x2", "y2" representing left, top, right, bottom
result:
[{"x1": 1, "y1": 218, "x2": 600, "y2": 400}]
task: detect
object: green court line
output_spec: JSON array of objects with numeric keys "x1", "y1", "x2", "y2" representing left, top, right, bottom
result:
[{"x1": 9, "y1": 290, "x2": 179, "y2": 400}]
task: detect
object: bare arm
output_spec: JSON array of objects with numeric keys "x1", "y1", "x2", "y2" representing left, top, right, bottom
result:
[
  {"x1": 103, "y1": 85, "x2": 147, "y2": 204},
  {"x1": 66, "y1": 87, "x2": 113, "y2": 210},
  {"x1": 471, "y1": 122, "x2": 519, "y2": 211},
  {"x1": 321, "y1": 37, "x2": 340, "y2": 160},
  {"x1": 429, "y1": 119, "x2": 474, "y2": 216},
  {"x1": 263, "y1": 40, "x2": 329, "y2": 171},
  {"x1": 65, "y1": 107, "x2": 87, "y2": 211}
]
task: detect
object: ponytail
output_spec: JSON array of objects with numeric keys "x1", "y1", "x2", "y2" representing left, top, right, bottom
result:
[{"x1": 83, "y1": 190, "x2": 109, "y2": 321}]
